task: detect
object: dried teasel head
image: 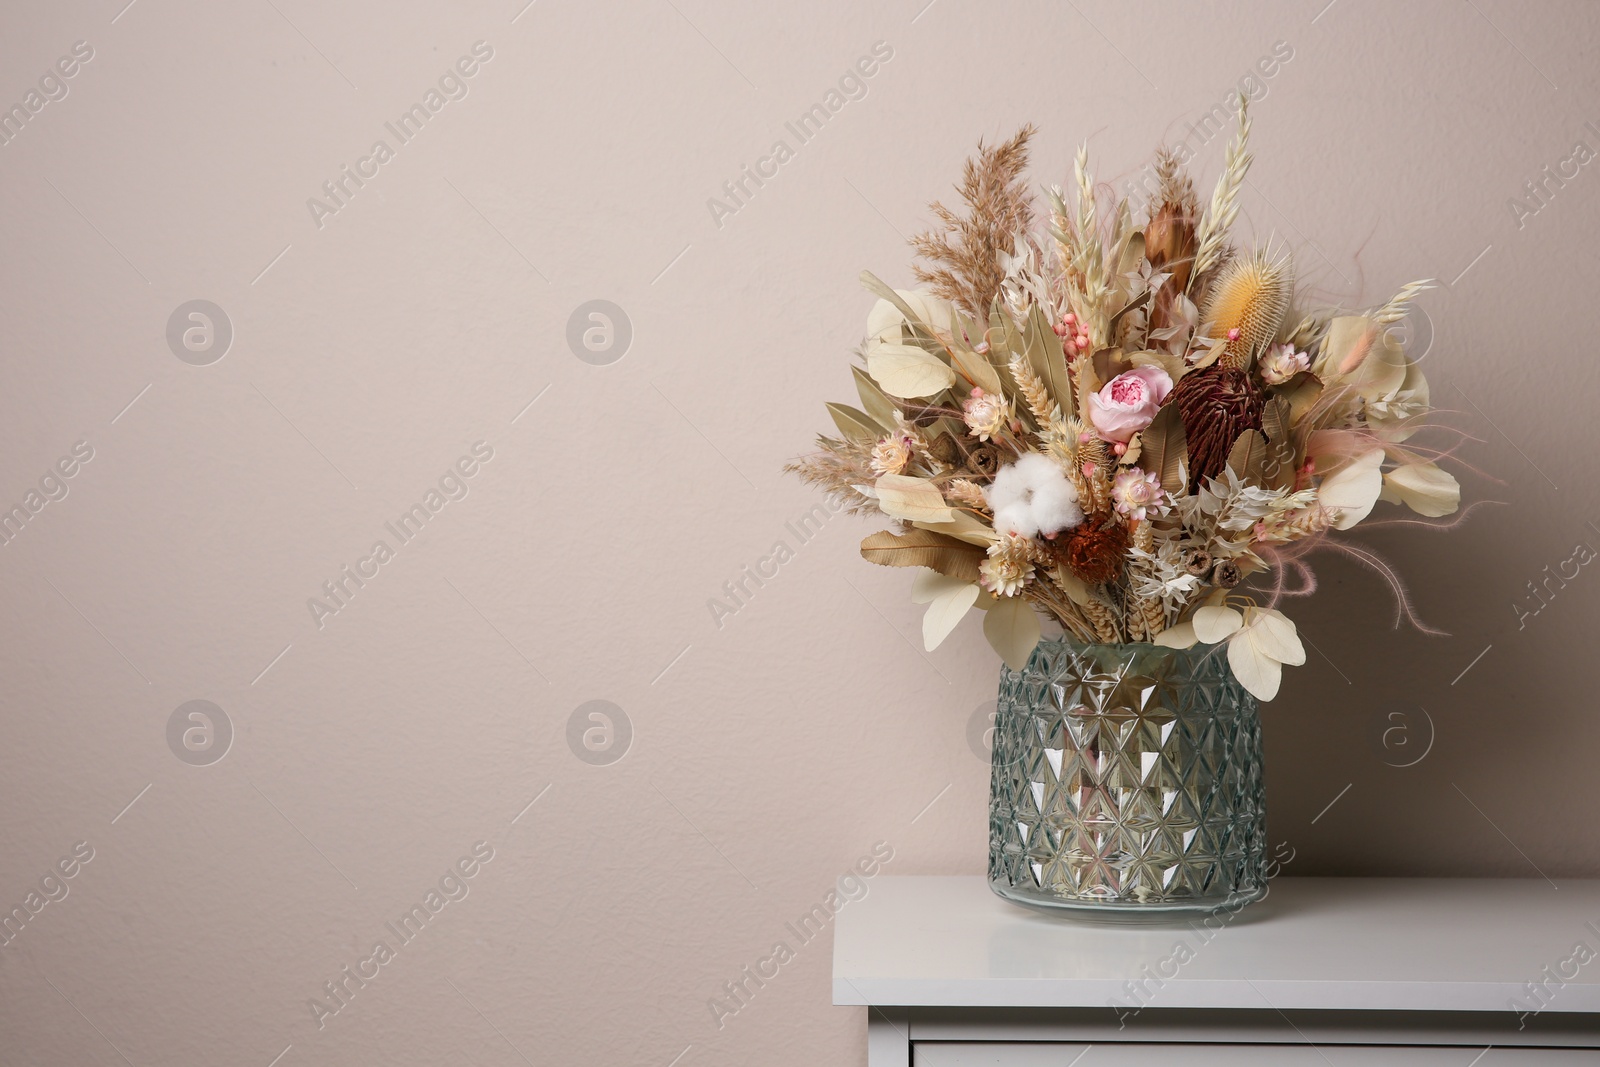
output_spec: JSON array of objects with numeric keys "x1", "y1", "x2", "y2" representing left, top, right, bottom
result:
[
  {"x1": 1055, "y1": 513, "x2": 1130, "y2": 586},
  {"x1": 1202, "y1": 247, "x2": 1293, "y2": 370}
]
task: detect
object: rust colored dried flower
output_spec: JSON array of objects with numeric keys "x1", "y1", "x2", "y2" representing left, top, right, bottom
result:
[
  {"x1": 966, "y1": 442, "x2": 1002, "y2": 477},
  {"x1": 1056, "y1": 514, "x2": 1130, "y2": 586},
  {"x1": 1170, "y1": 364, "x2": 1264, "y2": 489},
  {"x1": 1211, "y1": 559, "x2": 1243, "y2": 588},
  {"x1": 1182, "y1": 547, "x2": 1213, "y2": 576}
]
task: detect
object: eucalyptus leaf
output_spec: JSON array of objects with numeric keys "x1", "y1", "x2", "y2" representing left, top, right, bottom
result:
[
  {"x1": 984, "y1": 595, "x2": 1042, "y2": 671},
  {"x1": 852, "y1": 365, "x2": 899, "y2": 429},
  {"x1": 875, "y1": 474, "x2": 956, "y2": 523},
  {"x1": 827, "y1": 402, "x2": 881, "y2": 444}
]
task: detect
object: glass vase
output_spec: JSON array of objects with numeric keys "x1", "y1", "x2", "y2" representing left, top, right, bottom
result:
[{"x1": 987, "y1": 638, "x2": 1267, "y2": 921}]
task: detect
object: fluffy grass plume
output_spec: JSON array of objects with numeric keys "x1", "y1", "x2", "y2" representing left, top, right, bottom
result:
[{"x1": 911, "y1": 125, "x2": 1037, "y2": 318}]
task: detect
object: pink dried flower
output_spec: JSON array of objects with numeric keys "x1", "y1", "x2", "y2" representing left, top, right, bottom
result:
[
  {"x1": 1111, "y1": 468, "x2": 1168, "y2": 521},
  {"x1": 1087, "y1": 366, "x2": 1173, "y2": 443},
  {"x1": 961, "y1": 388, "x2": 1009, "y2": 441},
  {"x1": 1259, "y1": 343, "x2": 1310, "y2": 385}
]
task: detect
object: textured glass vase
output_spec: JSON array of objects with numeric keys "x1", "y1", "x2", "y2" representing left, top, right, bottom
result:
[{"x1": 988, "y1": 639, "x2": 1267, "y2": 920}]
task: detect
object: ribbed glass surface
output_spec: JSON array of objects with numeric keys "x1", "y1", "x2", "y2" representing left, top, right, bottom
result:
[{"x1": 988, "y1": 639, "x2": 1267, "y2": 920}]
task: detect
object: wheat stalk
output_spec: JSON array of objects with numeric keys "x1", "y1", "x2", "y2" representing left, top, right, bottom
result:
[
  {"x1": 944, "y1": 478, "x2": 989, "y2": 511},
  {"x1": 1371, "y1": 279, "x2": 1435, "y2": 325},
  {"x1": 1083, "y1": 596, "x2": 1121, "y2": 643},
  {"x1": 1008, "y1": 355, "x2": 1059, "y2": 425},
  {"x1": 1191, "y1": 95, "x2": 1252, "y2": 285}
]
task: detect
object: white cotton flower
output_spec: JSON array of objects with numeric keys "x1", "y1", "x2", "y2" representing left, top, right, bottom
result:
[{"x1": 985, "y1": 453, "x2": 1084, "y2": 539}]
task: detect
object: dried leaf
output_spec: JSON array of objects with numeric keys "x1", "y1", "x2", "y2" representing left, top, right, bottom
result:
[
  {"x1": 875, "y1": 474, "x2": 956, "y2": 523},
  {"x1": 1227, "y1": 429, "x2": 1267, "y2": 484},
  {"x1": 1318, "y1": 448, "x2": 1384, "y2": 529},
  {"x1": 984, "y1": 594, "x2": 1041, "y2": 670},
  {"x1": 1137, "y1": 404, "x2": 1187, "y2": 493},
  {"x1": 866, "y1": 342, "x2": 955, "y2": 399},
  {"x1": 1381, "y1": 463, "x2": 1460, "y2": 517},
  {"x1": 1023, "y1": 305, "x2": 1074, "y2": 415},
  {"x1": 827, "y1": 403, "x2": 881, "y2": 444},
  {"x1": 860, "y1": 529, "x2": 985, "y2": 583},
  {"x1": 1259, "y1": 397, "x2": 1296, "y2": 489},
  {"x1": 852, "y1": 366, "x2": 899, "y2": 430},
  {"x1": 923, "y1": 579, "x2": 981, "y2": 651}
]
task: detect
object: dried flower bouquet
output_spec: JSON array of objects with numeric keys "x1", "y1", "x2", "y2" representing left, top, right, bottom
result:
[{"x1": 788, "y1": 100, "x2": 1461, "y2": 700}]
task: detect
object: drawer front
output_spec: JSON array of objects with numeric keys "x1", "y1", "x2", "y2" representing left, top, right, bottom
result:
[{"x1": 913, "y1": 1044, "x2": 1599, "y2": 1066}]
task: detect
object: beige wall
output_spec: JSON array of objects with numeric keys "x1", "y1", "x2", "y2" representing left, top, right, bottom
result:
[{"x1": 1, "y1": 0, "x2": 1597, "y2": 1063}]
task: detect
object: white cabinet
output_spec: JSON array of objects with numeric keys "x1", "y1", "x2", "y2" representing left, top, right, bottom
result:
[
  {"x1": 915, "y1": 1044, "x2": 1596, "y2": 1065},
  {"x1": 833, "y1": 878, "x2": 1600, "y2": 1065}
]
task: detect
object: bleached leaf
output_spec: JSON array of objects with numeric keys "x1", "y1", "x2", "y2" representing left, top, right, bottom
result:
[
  {"x1": 1154, "y1": 620, "x2": 1199, "y2": 649},
  {"x1": 984, "y1": 594, "x2": 1042, "y2": 671},
  {"x1": 1318, "y1": 448, "x2": 1384, "y2": 530},
  {"x1": 1228, "y1": 630, "x2": 1283, "y2": 701},
  {"x1": 866, "y1": 342, "x2": 956, "y2": 399},
  {"x1": 913, "y1": 509, "x2": 999, "y2": 548},
  {"x1": 1193, "y1": 604, "x2": 1244, "y2": 644},
  {"x1": 911, "y1": 569, "x2": 969, "y2": 605},
  {"x1": 1383, "y1": 463, "x2": 1460, "y2": 517},
  {"x1": 1248, "y1": 608, "x2": 1305, "y2": 666},
  {"x1": 875, "y1": 474, "x2": 956, "y2": 523},
  {"x1": 923, "y1": 580, "x2": 980, "y2": 651}
]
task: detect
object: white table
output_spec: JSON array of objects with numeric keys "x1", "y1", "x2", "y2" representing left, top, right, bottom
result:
[{"x1": 834, "y1": 876, "x2": 1600, "y2": 1065}]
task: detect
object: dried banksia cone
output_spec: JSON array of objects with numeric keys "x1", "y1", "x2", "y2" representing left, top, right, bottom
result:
[
  {"x1": 1170, "y1": 364, "x2": 1264, "y2": 489},
  {"x1": 1056, "y1": 514, "x2": 1130, "y2": 586},
  {"x1": 1202, "y1": 248, "x2": 1293, "y2": 369}
]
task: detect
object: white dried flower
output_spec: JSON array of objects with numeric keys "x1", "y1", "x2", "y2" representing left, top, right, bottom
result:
[
  {"x1": 961, "y1": 388, "x2": 1010, "y2": 442},
  {"x1": 985, "y1": 453, "x2": 1083, "y2": 539},
  {"x1": 980, "y1": 537, "x2": 1035, "y2": 597},
  {"x1": 1258, "y1": 342, "x2": 1310, "y2": 385},
  {"x1": 870, "y1": 434, "x2": 914, "y2": 476}
]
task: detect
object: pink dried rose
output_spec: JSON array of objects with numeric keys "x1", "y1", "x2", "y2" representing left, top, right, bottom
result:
[{"x1": 1087, "y1": 366, "x2": 1172, "y2": 443}]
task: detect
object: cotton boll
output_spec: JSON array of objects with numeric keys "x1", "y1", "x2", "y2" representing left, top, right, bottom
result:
[
  {"x1": 985, "y1": 454, "x2": 1084, "y2": 539},
  {"x1": 992, "y1": 502, "x2": 1039, "y2": 539}
]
